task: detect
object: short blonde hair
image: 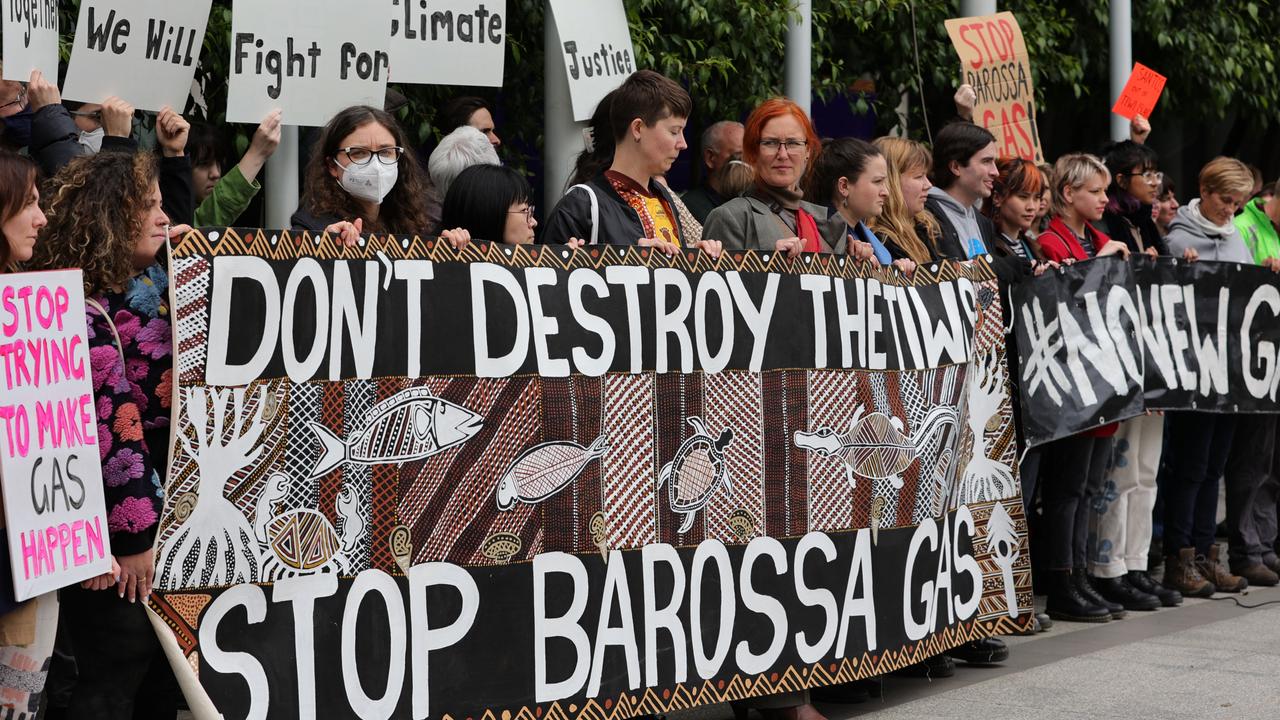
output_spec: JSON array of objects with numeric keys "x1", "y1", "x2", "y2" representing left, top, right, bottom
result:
[
  {"x1": 1050, "y1": 153, "x2": 1110, "y2": 217},
  {"x1": 1198, "y1": 156, "x2": 1254, "y2": 198}
]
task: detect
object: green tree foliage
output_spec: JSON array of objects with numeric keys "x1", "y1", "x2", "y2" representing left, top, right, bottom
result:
[{"x1": 41, "y1": 0, "x2": 1280, "y2": 167}]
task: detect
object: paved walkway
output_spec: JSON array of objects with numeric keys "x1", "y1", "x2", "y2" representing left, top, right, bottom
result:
[{"x1": 822, "y1": 586, "x2": 1280, "y2": 719}]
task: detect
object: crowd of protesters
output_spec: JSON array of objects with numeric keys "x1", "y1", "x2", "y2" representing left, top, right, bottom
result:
[{"x1": 0, "y1": 58, "x2": 1279, "y2": 720}]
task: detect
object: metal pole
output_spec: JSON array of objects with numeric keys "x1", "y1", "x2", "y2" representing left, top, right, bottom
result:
[
  {"x1": 543, "y1": 6, "x2": 580, "y2": 212},
  {"x1": 959, "y1": 0, "x2": 997, "y2": 15},
  {"x1": 265, "y1": 126, "x2": 299, "y2": 229},
  {"x1": 784, "y1": 0, "x2": 812, "y2": 115},
  {"x1": 1109, "y1": 0, "x2": 1132, "y2": 142}
]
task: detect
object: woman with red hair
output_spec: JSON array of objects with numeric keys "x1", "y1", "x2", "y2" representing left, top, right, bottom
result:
[{"x1": 703, "y1": 98, "x2": 847, "y2": 256}]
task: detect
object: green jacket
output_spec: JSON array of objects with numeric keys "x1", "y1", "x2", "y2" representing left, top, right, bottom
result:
[
  {"x1": 1234, "y1": 197, "x2": 1280, "y2": 262},
  {"x1": 194, "y1": 165, "x2": 260, "y2": 228}
]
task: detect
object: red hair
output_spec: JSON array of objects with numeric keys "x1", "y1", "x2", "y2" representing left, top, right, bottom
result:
[{"x1": 743, "y1": 97, "x2": 822, "y2": 183}]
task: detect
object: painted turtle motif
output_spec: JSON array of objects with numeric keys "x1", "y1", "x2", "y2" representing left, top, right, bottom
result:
[
  {"x1": 657, "y1": 417, "x2": 735, "y2": 533},
  {"x1": 253, "y1": 472, "x2": 365, "y2": 580}
]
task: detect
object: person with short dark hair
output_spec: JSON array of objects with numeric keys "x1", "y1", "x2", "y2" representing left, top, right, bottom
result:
[
  {"x1": 925, "y1": 122, "x2": 1001, "y2": 261},
  {"x1": 682, "y1": 120, "x2": 744, "y2": 222},
  {"x1": 543, "y1": 70, "x2": 719, "y2": 257},
  {"x1": 187, "y1": 110, "x2": 282, "y2": 227},
  {"x1": 441, "y1": 164, "x2": 537, "y2": 245},
  {"x1": 439, "y1": 95, "x2": 500, "y2": 148},
  {"x1": 1097, "y1": 140, "x2": 1168, "y2": 256},
  {"x1": 1154, "y1": 176, "x2": 1178, "y2": 236}
]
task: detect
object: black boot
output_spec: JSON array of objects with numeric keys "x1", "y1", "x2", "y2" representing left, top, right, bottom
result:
[
  {"x1": 945, "y1": 637, "x2": 1008, "y2": 665},
  {"x1": 1045, "y1": 569, "x2": 1110, "y2": 623},
  {"x1": 1073, "y1": 568, "x2": 1127, "y2": 619},
  {"x1": 1091, "y1": 574, "x2": 1160, "y2": 611},
  {"x1": 892, "y1": 652, "x2": 955, "y2": 679},
  {"x1": 1127, "y1": 570, "x2": 1182, "y2": 607}
]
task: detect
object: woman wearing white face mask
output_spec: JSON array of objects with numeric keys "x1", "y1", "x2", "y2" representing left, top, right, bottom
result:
[{"x1": 292, "y1": 105, "x2": 432, "y2": 244}]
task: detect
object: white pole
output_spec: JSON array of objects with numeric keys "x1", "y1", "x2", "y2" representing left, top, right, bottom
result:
[
  {"x1": 543, "y1": 6, "x2": 580, "y2": 212},
  {"x1": 784, "y1": 0, "x2": 812, "y2": 115},
  {"x1": 1109, "y1": 0, "x2": 1133, "y2": 142},
  {"x1": 959, "y1": 0, "x2": 997, "y2": 15},
  {"x1": 265, "y1": 126, "x2": 299, "y2": 229}
]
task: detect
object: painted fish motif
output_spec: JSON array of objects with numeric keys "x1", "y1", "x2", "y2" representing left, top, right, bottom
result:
[
  {"x1": 308, "y1": 386, "x2": 483, "y2": 479},
  {"x1": 658, "y1": 417, "x2": 735, "y2": 533},
  {"x1": 496, "y1": 435, "x2": 610, "y2": 510}
]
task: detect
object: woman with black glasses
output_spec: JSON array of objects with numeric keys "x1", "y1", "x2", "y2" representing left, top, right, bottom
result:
[{"x1": 292, "y1": 105, "x2": 432, "y2": 242}]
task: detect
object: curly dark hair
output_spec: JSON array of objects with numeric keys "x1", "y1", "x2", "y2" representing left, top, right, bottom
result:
[
  {"x1": 0, "y1": 150, "x2": 38, "y2": 270},
  {"x1": 29, "y1": 152, "x2": 158, "y2": 295},
  {"x1": 298, "y1": 105, "x2": 431, "y2": 234}
]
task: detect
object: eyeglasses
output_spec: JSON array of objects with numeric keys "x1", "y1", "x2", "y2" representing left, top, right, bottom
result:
[
  {"x1": 0, "y1": 86, "x2": 26, "y2": 113},
  {"x1": 508, "y1": 205, "x2": 536, "y2": 226},
  {"x1": 759, "y1": 138, "x2": 808, "y2": 155},
  {"x1": 1122, "y1": 170, "x2": 1164, "y2": 185},
  {"x1": 336, "y1": 146, "x2": 404, "y2": 166},
  {"x1": 70, "y1": 109, "x2": 103, "y2": 123}
]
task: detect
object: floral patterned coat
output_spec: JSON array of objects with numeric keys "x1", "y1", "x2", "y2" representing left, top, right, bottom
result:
[{"x1": 86, "y1": 264, "x2": 172, "y2": 556}]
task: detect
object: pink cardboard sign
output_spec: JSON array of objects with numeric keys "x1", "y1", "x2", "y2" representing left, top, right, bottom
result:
[{"x1": 0, "y1": 270, "x2": 112, "y2": 601}]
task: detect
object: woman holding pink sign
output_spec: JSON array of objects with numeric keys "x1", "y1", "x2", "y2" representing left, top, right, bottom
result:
[{"x1": 28, "y1": 150, "x2": 185, "y2": 719}]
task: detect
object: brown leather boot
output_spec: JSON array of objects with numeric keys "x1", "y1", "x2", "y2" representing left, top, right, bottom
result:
[
  {"x1": 1164, "y1": 548, "x2": 1213, "y2": 598},
  {"x1": 1197, "y1": 545, "x2": 1247, "y2": 593}
]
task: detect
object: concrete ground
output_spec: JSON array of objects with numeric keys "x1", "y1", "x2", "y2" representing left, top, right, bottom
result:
[{"x1": 674, "y1": 584, "x2": 1280, "y2": 720}]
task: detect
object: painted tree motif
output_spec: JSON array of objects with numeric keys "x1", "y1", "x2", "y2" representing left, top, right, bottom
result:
[{"x1": 985, "y1": 500, "x2": 1020, "y2": 617}]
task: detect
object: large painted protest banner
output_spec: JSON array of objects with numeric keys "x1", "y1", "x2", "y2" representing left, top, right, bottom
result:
[
  {"x1": 149, "y1": 229, "x2": 1031, "y2": 719},
  {"x1": 944, "y1": 12, "x2": 1043, "y2": 162},
  {"x1": 0, "y1": 270, "x2": 113, "y2": 601},
  {"x1": 1013, "y1": 258, "x2": 1280, "y2": 447}
]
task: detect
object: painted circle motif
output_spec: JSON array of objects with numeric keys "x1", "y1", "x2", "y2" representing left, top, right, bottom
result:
[{"x1": 172, "y1": 492, "x2": 197, "y2": 523}]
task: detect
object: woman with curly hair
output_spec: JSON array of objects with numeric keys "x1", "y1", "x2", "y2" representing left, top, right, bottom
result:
[
  {"x1": 27, "y1": 150, "x2": 182, "y2": 719},
  {"x1": 292, "y1": 104, "x2": 432, "y2": 243}
]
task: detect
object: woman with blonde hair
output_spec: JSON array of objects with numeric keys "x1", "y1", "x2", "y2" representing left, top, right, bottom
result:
[
  {"x1": 1163, "y1": 156, "x2": 1276, "y2": 597},
  {"x1": 870, "y1": 136, "x2": 941, "y2": 264}
]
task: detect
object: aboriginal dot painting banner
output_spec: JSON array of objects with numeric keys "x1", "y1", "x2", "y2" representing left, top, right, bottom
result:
[{"x1": 149, "y1": 229, "x2": 1031, "y2": 720}]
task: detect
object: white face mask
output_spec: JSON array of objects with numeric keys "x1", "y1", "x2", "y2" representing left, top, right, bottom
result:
[
  {"x1": 334, "y1": 158, "x2": 399, "y2": 204},
  {"x1": 79, "y1": 127, "x2": 104, "y2": 154}
]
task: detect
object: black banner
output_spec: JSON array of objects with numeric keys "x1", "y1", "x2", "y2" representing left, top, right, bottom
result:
[
  {"x1": 1013, "y1": 258, "x2": 1280, "y2": 446},
  {"x1": 196, "y1": 510, "x2": 1001, "y2": 719}
]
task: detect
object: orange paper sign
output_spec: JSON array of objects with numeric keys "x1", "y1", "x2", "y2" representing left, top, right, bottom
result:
[
  {"x1": 944, "y1": 12, "x2": 1043, "y2": 163},
  {"x1": 1112, "y1": 63, "x2": 1167, "y2": 120}
]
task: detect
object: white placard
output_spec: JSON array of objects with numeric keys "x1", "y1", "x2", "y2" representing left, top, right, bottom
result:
[
  {"x1": 0, "y1": 270, "x2": 113, "y2": 602},
  {"x1": 61, "y1": 0, "x2": 213, "y2": 111},
  {"x1": 389, "y1": 0, "x2": 506, "y2": 86},
  {"x1": 228, "y1": 0, "x2": 394, "y2": 127},
  {"x1": 2, "y1": 0, "x2": 60, "y2": 82},
  {"x1": 547, "y1": 0, "x2": 636, "y2": 122}
]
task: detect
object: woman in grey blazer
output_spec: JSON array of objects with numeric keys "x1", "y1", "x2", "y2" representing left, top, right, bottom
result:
[{"x1": 703, "y1": 97, "x2": 848, "y2": 257}]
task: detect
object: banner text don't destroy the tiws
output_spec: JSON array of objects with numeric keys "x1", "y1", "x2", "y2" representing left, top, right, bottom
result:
[{"x1": 203, "y1": 255, "x2": 983, "y2": 384}]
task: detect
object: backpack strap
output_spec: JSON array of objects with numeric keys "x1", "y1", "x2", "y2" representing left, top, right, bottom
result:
[
  {"x1": 85, "y1": 298, "x2": 125, "y2": 368},
  {"x1": 567, "y1": 183, "x2": 599, "y2": 245}
]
